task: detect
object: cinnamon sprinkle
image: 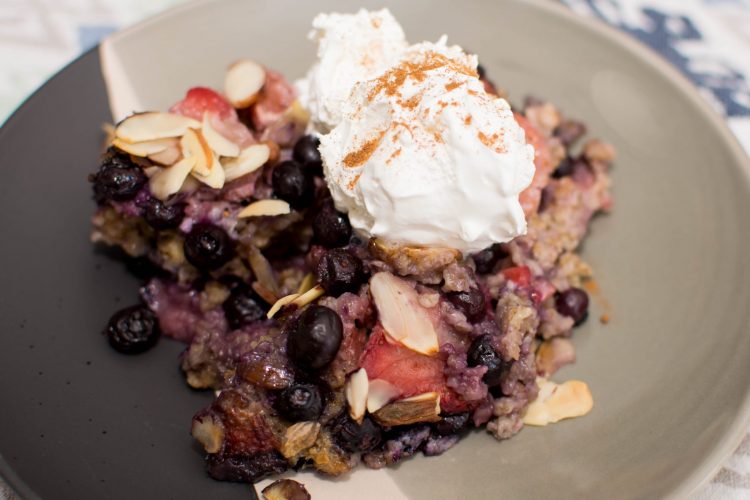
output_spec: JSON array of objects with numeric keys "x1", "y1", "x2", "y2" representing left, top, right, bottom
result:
[
  {"x1": 348, "y1": 172, "x2": 363, "y2": 189},
  {"x1": 464, "y1": 115, "x2": 473, "y2": 125},
  {"x1": 367, "y1": 51, "x2": 477, "y2": 101},
  {"x1": 444, "y1": 81, "x2": 462, "y2": 91},
  {"x1": 343, "y1": 131, "x2": 386, "y2": 167}
]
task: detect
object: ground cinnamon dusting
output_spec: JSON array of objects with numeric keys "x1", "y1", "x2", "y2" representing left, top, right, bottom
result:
[
  {"x1": 348, "y1": 172, "x2": 363, "y2": 189},
  {"x1": 464, "y1": 115, "x2": 472, "y2": 125},
  {"x1": 343, "y1": 131, "x2": 386, "y2": 167},
  {"x1": 367, "y1": 51, "x2": 477, "y2": 101},
  {"x1": 445, "y1": 81, "x2": 462, "y2": 91}
]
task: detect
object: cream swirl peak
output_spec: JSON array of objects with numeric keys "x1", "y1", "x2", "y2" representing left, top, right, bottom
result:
[{"x1": 317, "y1": 34, "x2": 536, "y2": 253}]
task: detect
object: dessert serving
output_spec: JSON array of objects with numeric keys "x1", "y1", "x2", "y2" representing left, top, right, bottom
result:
[{"x1": 90, "y1": 8, "x2": 614, "y2": 493}]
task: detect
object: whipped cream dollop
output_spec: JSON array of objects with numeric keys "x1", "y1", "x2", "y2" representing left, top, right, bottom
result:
[
  {"x1": 299, "y1": 9, "x2": 408, "y2": 133},
  {"x1": 301, "y1": 10, "x2": 536, "y2": 254}
]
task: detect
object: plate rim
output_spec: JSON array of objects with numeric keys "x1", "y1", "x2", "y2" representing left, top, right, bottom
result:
[{"x1": 1, "y1": 0, "x2": 749, "y2": 498}]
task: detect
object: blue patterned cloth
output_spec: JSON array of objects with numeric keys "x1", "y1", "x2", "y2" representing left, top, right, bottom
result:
[{"x1": 0, "y1": 1, "x2": 748, "y2": 498}]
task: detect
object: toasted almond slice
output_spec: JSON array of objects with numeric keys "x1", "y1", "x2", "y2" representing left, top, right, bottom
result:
[
  {"x1": 149, "y1": 156, "x2": 195, "y2": 200},
  {"x1": 181, "y1": 128, "x2": 214, "y2": 176},
  {"x1": 345, "y1": 369, "x2": 369, "y2": 423},
  {"x1": 238, "y1": 199, "x2": 290, "y2": 218},
  {"x1": 148, "y1": 141, "x2": 182, "y2": 165},
  {"x1": 202, "y1": 112, "x2": 240, "y2": 158},
  {"x1": 366, "y1": 379, "x2": 400, "y2": 413},
  {"x1": 225, "y1": 59, "x2": 266, "y2": 108},
  {"x1": 222, "y1": 143, "x2": 271, "y2": 182},
  {"x1": 369, "y1": 272, "x2": 439, "y2": 356},
  {"x1": 143, "y1": 166, "x2": 160, "y2": 178},
  {"x1": 267, "y1": 294, "x2": 300, "y2": 319},
  {"x1": 296, "y1": 273, "x2": 316, "y2": 295},
  {"x1": 522, "y1": 378, "x2": 593, "y2": 426},
  {"x1": 247, "y1": 245, "x2": 279, "y2": 295},
  {"x1": 281, "y1": 421, "x2": 321, "y2": 459},
  {"x1": 252, "y1": 282, "x2": 279, "y2": 306},
  {"x1": 191, "y1": 414, "x2": 224, "y2": 454},
  {"x1": 111, "y1": 137, "x2": 175, "y2": 157},
  {"x1": 178, "y1": 175, "x2": 201, "y2": 194},
  {"x1": 291, "y1": 285, "x2": 324, "y2": 308},
  {"x1": 115, "y1": 112, "x2": 200, "y2": 142},
  {"x1": 372, "y1": 392, "x2": 441, "y2": 426},
  {"x1": 192, "y1": 155, "x2": 225, "y2": 189}
]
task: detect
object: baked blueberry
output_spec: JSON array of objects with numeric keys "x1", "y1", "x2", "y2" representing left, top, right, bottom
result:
[
  {"x1": 271, "y1": 160, "x2": 315, "y2": 209},
  {"x1": 223, "y1": 287, "x2": 267, "y2": 329},
  {"x1": 313, "y1": 203, "x2": 352, "y2": 248},
  {"x1": 184, "y1": 223, "x2": 235, "y2": 271},
  {"x1": 91, "y1": 153, "x2": 146, "y2": 202},
  {"x1": 275, "y1": 383, "x2": 323, "y2": 422},
  {"x1": 292, "y1": 135, "x2": 323, "y2": 174},
  {"x1": 142, "y1": 198, "x2": 185, "y2": 230},
  {"x1": 333, "y1": 415, "x2": 382, "y2": 452},
  {"x1": 446, "y1": 288, "x2": 486, "y2": 322},
  {"x1": 105, "y1": 305, "x2": 160, "y2": 354},
  {"x1": 555, "y1": 287, "x2": 589, "y2": 326},
  {"x1": 316, "y1": 249, "x2": 366, "y2": 296},
  {"x1": 467, "y1": 334, "x2": 508, "y2": 386},
  {"x1": 287, "y1": 305, "x2": 343, "y2": 371}
]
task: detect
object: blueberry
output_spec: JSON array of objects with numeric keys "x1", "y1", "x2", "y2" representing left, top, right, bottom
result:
[
  {"x1": 105, "y1": 305, "x2": 160, "y2": 354},
  {"x1": 552, "y1": 156, "x2": 591, "y2": 179},
  {"x1": 554, "y1": 120, "x2": 587, "y2": 146},
  {"x1": 313, "y1": 203, "x2": 352, "y2": 248},
  {"x1": 142, "y1": 198, "x2": 184, "y2": 229},
  {"x1": 292, "y1": 135, "x2": 323, "y2": 174},
  {"x1": 272, "y1": 160, "x2": 315, "y2": 209},
  {"x1": 287, "y1": 305, "x2": 343, "y2": 371},
  {"x1": 316, "y1": 249, "x2": 366, "y2": 296},
  {"x1": 555, "y1": 287, "x2": 589, "y2": 325},
  {"x1": 467, "y1": 334, "x2": 508, "y2": 386},
  {"x1": 446, "y1": 288, "x2": 486, "y2": 322},
  {"x1": 184, "y1": 223, "x2": 235, "y2": 271},
  {"x1": 91, "y1": 153, "x2": 146, "y2": 202},
  {"x1": 275, "y1": 383, "x2": 323, "y2": 422},
  {"x1": 223, "y1": 287, "x2": 267, "y2": 329},
  {"x1": 477, "y1": 64, "x2": 486, "y2": 80},
  {"x1": 333, "y1": 415, "x2": 382, "y2": 452},
  {"x1": 471, "y1": 244, "x2": 507, "y2": 274},
  {"x1": 434, "y1": 413, "x2": 470, "y2": 436}
]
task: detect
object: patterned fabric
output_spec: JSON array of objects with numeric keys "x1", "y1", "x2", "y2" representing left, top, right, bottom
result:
[{"x1": 0, "y1": 1, "x2": 748, "y2": 498}]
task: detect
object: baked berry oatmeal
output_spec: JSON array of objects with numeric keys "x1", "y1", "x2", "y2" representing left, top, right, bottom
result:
[{"x1": 90, "y1": 8, "x2": 613, "y2": 492}]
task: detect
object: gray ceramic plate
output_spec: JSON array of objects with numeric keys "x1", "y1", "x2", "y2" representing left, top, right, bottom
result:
[{"x1": 1, "y1": 0, "x2": 750, "y2": 498}]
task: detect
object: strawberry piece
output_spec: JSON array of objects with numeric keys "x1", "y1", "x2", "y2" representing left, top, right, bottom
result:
[
  {"x1": 502, "y1": 266, "x2": 531, "y2": 287},
  {"x1": 251, "y1": 68, "x2": 296, "y2": 131},
  {"x1": 360, "y1": 326, "x2": 471, "y2": 414},
  {"x1": 170, "y1": 87, "x2": 255, "y2": 147},
  {"x1": 170, "y1": 87, "x2": 235, "y2": 120},
  {"x1": 515, "y1": 112, "x2": 553, "y2": 216}
]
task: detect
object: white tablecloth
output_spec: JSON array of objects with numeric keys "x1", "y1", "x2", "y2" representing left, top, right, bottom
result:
[{"x1": 1, "y1": 0, "x2": 749, "y2": 498}]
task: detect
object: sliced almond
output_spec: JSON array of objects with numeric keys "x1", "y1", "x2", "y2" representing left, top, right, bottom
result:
[
  {"x1": 222, "y1": 143, "x2": 271, "y2": 182},
  {"x1": 148, "y1": 141, "x2": 182, "y2": 165},
  {"x1": 191, "y1": 414, "x2": 224, "y2": 454},
  {"x1": 238, "y1": 199, "x2": 291, "y2": 218},
  {"x1": 111, "y1": 137, "x2": 176, "y2": 157},
  {"x1": 291, "y1": 285, "x2": 324, "y2": 308},
  {"x1": 345, "y1": 368, "x2": 369, "y2": 423},
  {"x1": 280, "y1": 421, "x2": 321, "y2": 459},
  {"x1": 296, "y1": 273, "x2": 315, "y2": 295},
  {"x1": 149, "y1": 156, "x2": 195, "y2": 200},
  {"x1": 202, "y1": 112, "x2": 240, "y2": 158},
  {"x1": 522, "y1": 378, "x2": 593, "y2": 426},
  {"x1": 181, "y1": 128, "x2": 214, "y2": 176},
  {"x1": 115, "y1": 112, "x2": 200, "y2": 142},
  {"x1": 262, "y1": 479, "x2": 311, "y2": 500},
  {"x1": 142, "y1": 166, "x2": 160, "y2": 178},
  {"x1": 372, "y1": 392, "x2": 441, "y2": 426},
  {"x1": 369, "y1": 272, "x2": 439, "y2": 356},
  {"x1": 366, "y1": 379, "x2": 400, "y2": 413},
  {"x1": 225, "y1": 59, "x2": 266, "y2": 108},
  {"x1": 192, "y1": 155, "x2": 225, "y2": 189},
  {"x1": 267, "y1": 293, "x2": 300, "y2": 319},
  {"x1": 252, "y1": 282, "x2": 279, "y2": 306},
  {"x1": 247, "y1": 245, "x2": 280, "y2": 295}
]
